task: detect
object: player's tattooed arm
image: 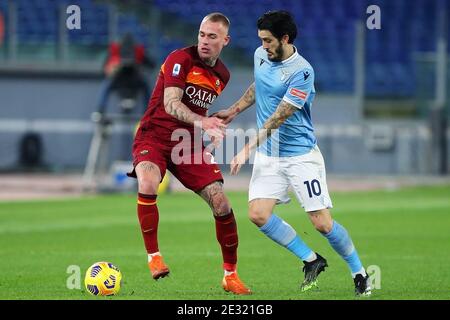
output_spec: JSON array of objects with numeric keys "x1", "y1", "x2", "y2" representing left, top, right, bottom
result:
[
  {"x1": 230, "y1": 82, "x2": 256, "y2": 114},
  {"x1": 263, "y1": 100, "x2": 298, "y2": 132},
  {"x1": 164, "y1": 87, "x2": 203, "y2": 126},
  {"x1": 252, "y1": 100, "x2": 297, "y2": 149},
  {"x1": 197, "y1": 181, "x2": 231, "y2": 216},
  {"x1": 230, "y1": 100, "x2": 298, "y2": 175},
  {"x1": 212, "y1": 82, "x2": 255, "y2": 124},
  {"x1": 164, "y1": 87, "x2": 226, "y2": 142}
]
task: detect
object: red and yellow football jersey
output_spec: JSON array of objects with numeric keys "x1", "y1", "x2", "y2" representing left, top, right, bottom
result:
[{"x1": 138, "y1": 46, "x2": 229, "y2": 145}]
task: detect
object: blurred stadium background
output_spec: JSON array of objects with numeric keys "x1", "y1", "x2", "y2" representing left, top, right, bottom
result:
[
  {"x1": 0, "y1": 0, "x2": 449, "y2": 199},
  {"x1": 0, "y1": 0, "x2": 450, "y2": 301}
]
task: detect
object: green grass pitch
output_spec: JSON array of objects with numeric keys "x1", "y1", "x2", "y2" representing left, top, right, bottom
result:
[{"x1": 0, "y1": 185, "x2": 449, "y2": 300}]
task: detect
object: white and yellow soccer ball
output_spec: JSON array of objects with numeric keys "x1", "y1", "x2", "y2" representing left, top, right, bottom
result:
[{"x1": 85, "y1": 262, "x2": 122, "y2": 296}]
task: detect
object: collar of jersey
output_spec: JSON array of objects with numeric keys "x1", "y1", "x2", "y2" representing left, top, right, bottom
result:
[{"x1": 280, "y1": 45, "x2": 299, "y2": 64}]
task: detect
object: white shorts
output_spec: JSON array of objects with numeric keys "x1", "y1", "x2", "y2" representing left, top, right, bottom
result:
[{"x1": 249, "y1": 145, "x2": 333, "y2": 212}]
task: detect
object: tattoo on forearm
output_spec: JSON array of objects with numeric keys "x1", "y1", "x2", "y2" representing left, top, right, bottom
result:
[
  {"x1": 164, "y1": 87, "x2": 202, "y2": 125},
  {"x1": 250, "y1": 101, "x2": 298, "y2": 149},
  {"x1": 264, "y1": 101, "x2": 298, "y2": 131},
  {"x1": 232, "y1": 82, "x2": 255, "y2": 113},
  {"x1": 243, "y1": 83, "x2": 256, "y2": 106}
]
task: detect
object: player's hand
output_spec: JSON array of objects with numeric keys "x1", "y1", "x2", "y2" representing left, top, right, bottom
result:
[
  {"x1": 230, "y1": 147, "x2": 249, "y2": 175},
  {"x1": 201, "y1": 117, "x2": 227, "y2": 147},
  {"x1": 209, "y1": 107, "x2": 240, "y2": 125}
]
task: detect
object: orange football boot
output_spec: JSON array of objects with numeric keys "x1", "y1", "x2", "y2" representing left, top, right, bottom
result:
[
  {"x1": 148, "y1": 255, "x2": 170, "y2": 280},
  {"x1": 222, "y1": 272, "x2": 252, "y2": 295}
]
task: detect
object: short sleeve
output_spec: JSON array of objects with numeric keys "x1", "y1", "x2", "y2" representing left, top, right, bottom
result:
[
  {"x1": 163, "y1": 50, "x2": 192, "y2": 90},
  {"x1": 282, "y1": 68, "x2": 314, "y2": 109}
]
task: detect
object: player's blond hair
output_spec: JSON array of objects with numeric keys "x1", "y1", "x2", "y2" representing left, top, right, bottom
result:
[{"x1": 202, "y1": 12, "x2": 230, "y2": 30}]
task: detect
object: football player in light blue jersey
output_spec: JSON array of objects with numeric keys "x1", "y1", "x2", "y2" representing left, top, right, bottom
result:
[{"x1": 215, "y1": 10, "x2": 371, "y2": 296}]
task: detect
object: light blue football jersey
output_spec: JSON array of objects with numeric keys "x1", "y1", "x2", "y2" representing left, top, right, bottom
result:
[{"x1": 254, "y1": 46, "x2": 316, "y2": 157}]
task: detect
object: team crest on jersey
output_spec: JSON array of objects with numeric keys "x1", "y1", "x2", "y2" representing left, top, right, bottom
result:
[
  {"x1": 172, "y1": 63, "x2": 181, "y2": 76},
  {"x1": 215, "y1": 79, "x2": 220, "y2": 87}
]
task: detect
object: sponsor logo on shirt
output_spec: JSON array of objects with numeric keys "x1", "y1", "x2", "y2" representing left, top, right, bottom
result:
[
  {"x1": 289, "y1": 88, "x2": 307, "y2": 100},
  {"x1": 303, "y1": 71, "x2": 310, "y2": 80},
  {"x1": 185, "y1": 86, "x2": 217, "y2": 109}
]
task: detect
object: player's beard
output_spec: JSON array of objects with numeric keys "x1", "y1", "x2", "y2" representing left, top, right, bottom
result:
[{"x1": 267, "y1": 43, "x2": 284, "y2": 62}]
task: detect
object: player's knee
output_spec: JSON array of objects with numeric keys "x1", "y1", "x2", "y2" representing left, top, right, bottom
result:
[
  {"x1": 311, "y1": 218, "x2": 333, "y2": 233},
  {"x1": 309, "y1": 209, "x2": 333, "y2": 233},
  {"x1": 314, "y1": 222, "x2": 332, "y2": 234},
  {"x1": 248, "y1": 208, "x2": 269, "y2": 227},
  {"x1": 213, "y1": 196, "x2": 231, "y2": 216},
  {"x1": 137, "y1": 175, "x2": 160, "y2": 194}
]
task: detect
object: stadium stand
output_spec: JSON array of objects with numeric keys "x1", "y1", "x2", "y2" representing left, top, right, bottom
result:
[{"x1": 0, "y1": 0, "x2": 448, "y2": 96}]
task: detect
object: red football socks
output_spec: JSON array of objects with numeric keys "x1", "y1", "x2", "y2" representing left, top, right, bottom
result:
[
  {"x1": 214, "y1": 210, "x2": 238, "y2": 272},
  {"x1": 137, "y1": 193, "x2": 159, "y2": 254}
]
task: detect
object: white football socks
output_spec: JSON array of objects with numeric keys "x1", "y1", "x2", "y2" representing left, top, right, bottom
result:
[
  {"x1": 304, "y1": 251, "x2": 317, "y2": 262},
  {"x1": 351, "y1": 267, "x2": 367, "y2": 278},
  {"x1": 148, "y1": 252, "x2": 161, "y2": 262},
  {"x1": 224, "y1": 270, "x2": 235, "y2": 276}
]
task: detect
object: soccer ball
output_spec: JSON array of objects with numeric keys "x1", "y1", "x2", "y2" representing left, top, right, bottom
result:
[{"x1": 84, "y1": 262, "x2": 122, "y2": 296}]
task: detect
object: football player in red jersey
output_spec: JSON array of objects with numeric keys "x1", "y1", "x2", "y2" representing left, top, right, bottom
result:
[{"x1": 127, "y1": 12, "x2": 251, "y2": 295}]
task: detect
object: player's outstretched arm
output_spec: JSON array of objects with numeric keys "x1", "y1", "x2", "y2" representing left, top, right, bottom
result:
[
  {"x1": 211, "y1": 82, "x2": 256, "y2": 124},
  {"x1": 230, "y1": 100, "x2": 298, "y2": 175},
  {"x1": 164, "y1": 86, "x2": 226, "y2": 141},
  {"x1": 261, "y1": 100, "x2": 298, "y2": 132},
  {"x1": 164, "y1": 86, "x2": 204, "y2": 125}
]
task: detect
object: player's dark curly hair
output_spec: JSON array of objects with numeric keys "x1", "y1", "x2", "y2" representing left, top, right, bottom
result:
[{"x1": 257, "y1": 10, "x2": 297, "y2": 43}]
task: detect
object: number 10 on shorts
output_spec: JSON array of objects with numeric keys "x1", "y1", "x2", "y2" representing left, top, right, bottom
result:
[{"x1": 304, "y1": 179, "x2": 322, "y2": 198}]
